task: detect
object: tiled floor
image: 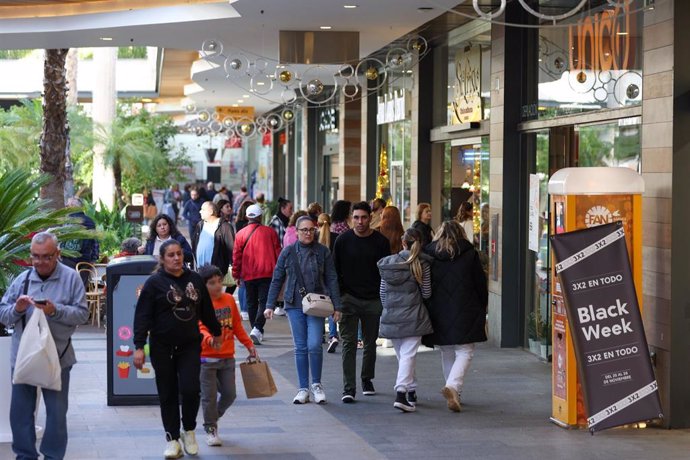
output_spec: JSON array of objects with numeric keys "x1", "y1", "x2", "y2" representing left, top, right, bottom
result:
[{"x1": 2, "y1": 317, "x2": 690, "y2": 459}]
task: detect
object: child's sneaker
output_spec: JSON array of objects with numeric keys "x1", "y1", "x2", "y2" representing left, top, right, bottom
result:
[{"x1": 205, "y1": 425, "x2": 222, "y2": 446}]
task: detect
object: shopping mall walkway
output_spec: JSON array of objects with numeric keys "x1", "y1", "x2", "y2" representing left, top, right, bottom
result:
[{"x1": 2, "y1": 316, "x2": 689, "y2": 460}]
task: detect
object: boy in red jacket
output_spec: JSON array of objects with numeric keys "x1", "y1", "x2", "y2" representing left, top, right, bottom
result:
[{"x1": 198, "y1": 265, "x2": 256, "y2": 447}]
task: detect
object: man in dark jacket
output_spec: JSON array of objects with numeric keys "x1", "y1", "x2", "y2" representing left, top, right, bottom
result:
[
  {"x1": 191, "y1": 201, "x2": 234, "y2": 276},
  {"x1": 182, "y1": 188, "x2": 205, "y2": 237},
  {"x1": 333, "y1": 201, "x2": 390, "y2": 403},
  {"x1": 61, "y1": 197, "x2": 99, "y2": 270}
]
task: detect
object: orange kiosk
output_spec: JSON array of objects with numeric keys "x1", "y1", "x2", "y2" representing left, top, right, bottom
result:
[{"x1": 547, "y1": 167, "x2": 644, "y2": 428}]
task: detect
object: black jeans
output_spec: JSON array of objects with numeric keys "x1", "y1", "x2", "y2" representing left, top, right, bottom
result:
[
  {"x1": 149, "y1": 339, "x2": 201, "y2": 440},
  {"x1": 244, "y1": 278, "x2": 271, "y2": 333}
]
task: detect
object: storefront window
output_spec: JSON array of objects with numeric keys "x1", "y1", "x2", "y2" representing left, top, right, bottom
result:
[
  {"x1": 441, "y1": 138, "x2": 490, "y2": 258},
  {"x1": 538, "y1": 1, "x2": 643, "y2": 119}
]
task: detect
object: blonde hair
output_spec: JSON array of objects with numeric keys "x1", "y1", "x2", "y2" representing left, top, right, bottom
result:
[
  {"x1": 317, "y1": 213, "x2": 332, "y2": 247},
  {"x1": 402, "y1": 227, "x2": 424, "y2": 285},
  {"x1": 432, "y1": 220, "x2": 466, "y2": 259}
]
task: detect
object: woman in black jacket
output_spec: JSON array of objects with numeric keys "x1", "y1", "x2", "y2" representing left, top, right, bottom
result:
[
  {"x1": 424, "y1": 220, "x2": 487, "y2": 413},
  {"x1": 133, "y1": 240, "x2": 223, "y2": 458}
]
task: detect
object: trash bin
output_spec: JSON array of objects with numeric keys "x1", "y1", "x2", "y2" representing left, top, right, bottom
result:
[{"x1": 106, "y1": 255, "x2": 159, "y2": 406}]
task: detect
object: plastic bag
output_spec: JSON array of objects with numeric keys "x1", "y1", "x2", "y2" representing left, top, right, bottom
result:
[{"x1": 12, "y1": 309, "x2": 62, "y2": 391}]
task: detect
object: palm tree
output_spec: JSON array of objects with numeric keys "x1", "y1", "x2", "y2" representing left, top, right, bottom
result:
[
  {"x1": 0, "y1": 169, "x2": 92, "y2": 292},
  {"x1": 40, "y1": 48, "x2": 70, "y2": 209},
  {"x1": 96, "y1": 114, "x2": 157, "y2": 207}
]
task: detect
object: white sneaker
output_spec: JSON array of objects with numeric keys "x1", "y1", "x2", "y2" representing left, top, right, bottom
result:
[
  {"x1": 180, "y1": 430, "x2": 198, "y2": 455},
  {"x1": 205, "y1": 426, "x2": 222, "y2": 446},
  {"x1": 293, "y1": 388, "x2": 310, "y2": 404},
  {"x1": 240, "y1": 311, "x2": 249, "y2": 321},
  {"x1": 249, "y1": 327, "x2": 263, "y2": 345},
  {"x1": 274, "y1": 306, "x2": 286, "y2": 316},
  {"x1": 164, "y1": 439, "x2": 183, "y2": 459},
  {"x1": 311, "y1": 383, "x2": 327, "y2": 404}
]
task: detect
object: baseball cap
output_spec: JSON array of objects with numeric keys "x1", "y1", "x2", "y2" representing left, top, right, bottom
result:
[{"x1": 246, "y1": 204, "x2": 263, "y2": 219}]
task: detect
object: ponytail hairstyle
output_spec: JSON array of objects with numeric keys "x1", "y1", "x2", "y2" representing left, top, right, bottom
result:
[
  {"x1": 402, "y1": 227, "x2": 424, "y2": 285},
  {"x1": 317, "y1": 213, "x2": 332, "y2": 247}
]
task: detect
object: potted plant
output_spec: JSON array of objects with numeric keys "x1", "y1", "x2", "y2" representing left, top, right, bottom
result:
[
  {"x1": 527, "y1": 312, "x2": 540, "y2": 354},
  {"x1": 540, "y1": 319, "x2": 552, "y2": 361}
]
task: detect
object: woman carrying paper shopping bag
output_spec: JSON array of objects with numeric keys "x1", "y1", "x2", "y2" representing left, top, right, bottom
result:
[{"x1": 264, "y1": 215, "x2": 342, "y2": 404}]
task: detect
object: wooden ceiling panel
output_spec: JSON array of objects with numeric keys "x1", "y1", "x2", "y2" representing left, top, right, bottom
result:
[
  {"x1": 158, "y1": 49, "x2": 198, "y2": 98},
  {"x1": 0, "y1": 0, "x2": 224, "y2": 19}
]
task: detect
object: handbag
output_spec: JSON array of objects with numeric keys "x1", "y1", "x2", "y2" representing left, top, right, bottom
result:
[
  {"x1": 239, "y1": 357, "x2": 278, "y2": 398},
  {"x1": 291, "y1": 245, "x2": 334, "y2": 318},
  {"x1": 13, "y1": 308, "x2": 62, "y2": 391},
  {"x1": 222, "y1": 265, "x2": 236, "y2": 287}
]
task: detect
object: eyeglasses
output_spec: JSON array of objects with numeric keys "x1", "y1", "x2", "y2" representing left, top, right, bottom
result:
[
  {"x1": 30, "y1": 252, "x2": 57, "y2": 262},
  {"x1": 298, "y1": 228, "x2": 316, "y2": 234}
]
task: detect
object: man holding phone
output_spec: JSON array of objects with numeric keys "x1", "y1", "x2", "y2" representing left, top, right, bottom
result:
[{"x1": 0, "y1": 232, "x2": 88, "y2": 460}]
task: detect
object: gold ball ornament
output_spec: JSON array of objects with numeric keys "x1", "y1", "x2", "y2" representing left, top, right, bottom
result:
[
  {"x1": 365, "y1": 66, "x2": 379, "y2": 81},
  {"x1": 282, "y1": 109, "x2": 294, "y2": 121},
  {"x1": 279, "y1": 70, "x2": 293, "y2": 83},
  {"x1": 576, "y1": 71, "x2": 587, "y2": 84},
  {"x1": 240, "y1": 123, "x2": 252, "y2": 134}
]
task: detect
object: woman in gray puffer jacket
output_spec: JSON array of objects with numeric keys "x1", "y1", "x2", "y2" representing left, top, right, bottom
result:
[{"x1": 378, "y1": 227, "x2": 433, "y2": 413}]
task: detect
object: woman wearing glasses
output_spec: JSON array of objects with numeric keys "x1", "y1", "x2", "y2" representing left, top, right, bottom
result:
[{"x1": 264, "y1": 216, "x2": 342, "y2": 404}]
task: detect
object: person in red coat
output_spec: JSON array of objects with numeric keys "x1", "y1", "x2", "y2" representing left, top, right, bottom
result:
[{"x1": 232, "y1": 204, "x2": 281, "y2": 345}]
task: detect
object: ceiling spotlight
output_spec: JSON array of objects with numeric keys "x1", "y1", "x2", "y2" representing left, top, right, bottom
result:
[
  {"x1": 343, "y1": 5, "x2": 358, "y2": 8},
  {"x1": 232, "y1": 104, "x2": 239, "y2": 107},
  {"x1": 320, "y1": 26, "x2": 332, "y2": 30},
  {"x1": 99, "y1": 37, "x2": 113, "y2": 41},
  {"x1": 242, "y1": 94, "x2": 250, "y2": 98}
]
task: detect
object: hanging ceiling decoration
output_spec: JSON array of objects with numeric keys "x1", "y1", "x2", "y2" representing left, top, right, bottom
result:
[
  {"x1": 429, "y1": 0, "x2": 649, "y2": 28},
  {"x1": 184, "y1": 33, "x2": 428, "y2": 137}
]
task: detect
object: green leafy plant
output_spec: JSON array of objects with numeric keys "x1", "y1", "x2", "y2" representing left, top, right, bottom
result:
[
  {"x1": 0, "y1": 169, "x2": 95, "y2": 334},
  {"x1": 83, "y1": 200, "x2": 137, "y2": 258}
]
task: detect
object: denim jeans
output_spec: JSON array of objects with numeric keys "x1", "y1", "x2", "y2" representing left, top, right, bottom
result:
[
  {"x1": 327, "y1": 315, "x2": 338, "y2": 339},
  {"x1": 391, "y1": 337, "x2": 421, "y2": 393},
  {"x1": 245, "y1": 278, "x2": 271, "y2": 333},
  {"x1": 237, "y1": 283, "x2": 247, "y2": 313},
  {"x1": 200, "y1": 358, "x2": 236, "y2": 429},
  {"x1": 285, "y1": 306, "x2": 325, "y2": 389},
  {"x1": 440, "y1": 343, "x2": 475, "y2": 393},
  {"x1": 11, "y1": 366, "x2": 72, "y2": 460}
]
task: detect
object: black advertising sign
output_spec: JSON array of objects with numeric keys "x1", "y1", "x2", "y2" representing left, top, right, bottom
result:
[{"x1": 550, "y1": 222, "x2": 662, "y2": 432}]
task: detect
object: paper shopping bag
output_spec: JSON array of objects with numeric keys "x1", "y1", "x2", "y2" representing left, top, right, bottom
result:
[
  {"x1": 240, "y1": 358, "x2": 278, "y2": 398},
  {"x1": 13, "y1": 309, "x2": 62, "y2": 391}
]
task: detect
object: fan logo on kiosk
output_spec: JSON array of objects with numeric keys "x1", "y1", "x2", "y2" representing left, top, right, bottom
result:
[{"x1": 584, "y1": 205, "x2": 620, "y2": 227}]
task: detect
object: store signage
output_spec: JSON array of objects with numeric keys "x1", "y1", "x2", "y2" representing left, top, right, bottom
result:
[
  {"x1": 528, "y1": 174, "x2": 540, "y2": 252},
  {"x1": 215, "y1": 105, "x2": 255, "y2": 119},
  {"x1": 568, "y1": 3, "x2": 633, "y2": 73},
  {"x1": 452, "y1": 45, "x2": 482, "y2": 124},
  {"x1": 551, "y1": 222, "x2": 662, "y2": 432},
  {"x1": 319, "y1": 107, "x2": 338, "y2": 132},
  {"x1": 376, "y1": 90, "x2": 408, "y2": 125}
]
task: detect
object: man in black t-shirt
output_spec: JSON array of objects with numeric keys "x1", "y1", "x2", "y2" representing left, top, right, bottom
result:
[{"x1": 332, "y1": 201, "x2": 390, "y2": 403}]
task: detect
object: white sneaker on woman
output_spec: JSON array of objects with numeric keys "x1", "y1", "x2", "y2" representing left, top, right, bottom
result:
[
  {"x1": 180, "y1": 430, "x2": 199, "y2": 455},
  {"x1": 311, "y1": 383, "x2": 327, "y2": 404},
  {"x1": 293, "y1": 388, "x2": 310, "y2": 404},
  {"x1": 163, "y1": 440, "x2": 183, "y2": 459}
]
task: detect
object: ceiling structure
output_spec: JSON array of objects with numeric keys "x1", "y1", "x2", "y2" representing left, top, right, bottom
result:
[{"x1": 0, "y1": 1, "x2": 528, "y2": 115}]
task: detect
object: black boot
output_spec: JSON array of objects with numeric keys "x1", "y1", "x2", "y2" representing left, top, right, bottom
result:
[{"x1": 393, "y1": 391, "x2": 415, "y2": 412}]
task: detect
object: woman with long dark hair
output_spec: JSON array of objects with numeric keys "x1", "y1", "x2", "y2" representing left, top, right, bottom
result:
[
  {"x1": 377, "y1": 227, "x2": 433, "y2": 412},
  {"x1": 133, "y1": 240, "x2": 223, "y2": 458},
  {"x1": 139, "y1": 214, "x2": 194, "y2": 265},
  {"x1": 424, "y1": 220, "x2": 487, "y2": 413}
]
